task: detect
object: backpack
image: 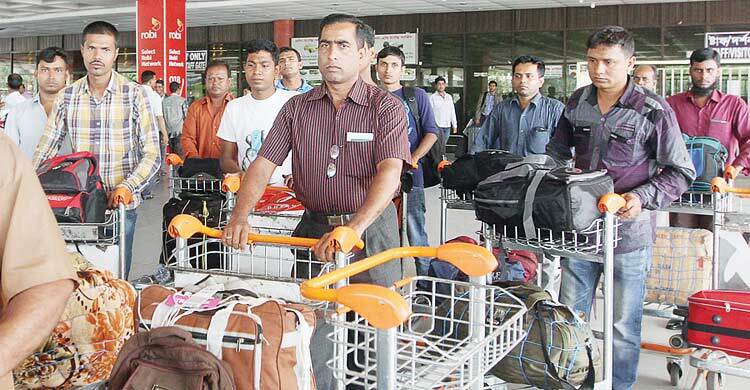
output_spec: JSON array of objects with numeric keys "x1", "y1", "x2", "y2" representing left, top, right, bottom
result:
[
  {"x1": 36, "y1": 151, "x2": 108, "y2": 223},
  {"x1": 683, "y1": 135, "x2": 727, "y2": 192},
  {"x1": 13, "y1": 256, "x2": 137, "y2": 388},
  {"x1": 180, "y1": 158, "x2": 223, "y2": 180},
  {"x1": 108, "y1": 326, "x2": 236, "y2": 390},
  {"x1": 488, "y1": 282, "x2": 602, "y2": 389},
  {"x1": 404, "y1": 87, "x2": 443, "y2": 188}
]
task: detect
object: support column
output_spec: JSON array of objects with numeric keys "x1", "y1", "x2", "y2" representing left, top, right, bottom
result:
[{"x1": 273, "y1": 19, "x2": 294, "y2": 48}]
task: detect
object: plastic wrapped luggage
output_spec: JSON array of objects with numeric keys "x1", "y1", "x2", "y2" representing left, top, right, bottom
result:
[
  {"x1": 645, "y1": 228, "x2": 713, "y2": 306},
  {"x1": 687, "y1": 290, "x2": 750, "y2": 359},
  {"x1": 474, "y1": 163, "x2": 612, "y2": 236}
]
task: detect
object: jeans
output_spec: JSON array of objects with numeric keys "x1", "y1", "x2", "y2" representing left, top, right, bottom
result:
[
  {"x1": 406, "y1": 186, "x2": 430, "y2": 277},
  {"x1": 559, "y1": 246, "x2": 652, "y2": 390},
  {"x1": 123, "y1": 209, "x2": 138, "y2": 280},
  {"x1": 437, "y1": 126, "x2": 451, "y2": 156}
]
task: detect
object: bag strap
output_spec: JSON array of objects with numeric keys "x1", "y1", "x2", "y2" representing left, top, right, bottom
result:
[
  {"x1": 288, "y1": 308, "x2": 314, "y2": 390},
  {"x1": 536, "y1": 304, "x2": 596, "y2": 390},
  {"x1": 403, "y1": 87, "x2": 422, "y2": 134},
  {"x1": 522, "y1": 169, "x2": 548, "y2": 239}
]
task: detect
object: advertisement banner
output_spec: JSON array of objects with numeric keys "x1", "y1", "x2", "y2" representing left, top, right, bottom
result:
[
  {"x1": 186, "y1": 50, "x2": 208, "y2": 71},
  {"x1": 164, "y1": 0, "x2": 186, "y2": 96},
  {"x1": 137, "y1": 0, "x2": 186, "y2": 96},
  {"x1": 292, "y1": 32, "x2": 420, "y2": 67},
  {"x1": 291, "y1": 37, "x2": 320, "y2": 67},
  {"x1": 705, "y1": 31, "x2": 750, "y2": 61}
]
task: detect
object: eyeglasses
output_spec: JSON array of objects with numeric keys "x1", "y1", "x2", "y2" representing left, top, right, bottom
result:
[{"x1": 327, "y1": 144, "x2": 340, "y2": 178}]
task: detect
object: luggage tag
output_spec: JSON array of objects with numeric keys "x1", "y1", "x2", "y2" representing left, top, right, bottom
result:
[{"x1": 167, "y1": 284, "x2": 223, "y2": 310}]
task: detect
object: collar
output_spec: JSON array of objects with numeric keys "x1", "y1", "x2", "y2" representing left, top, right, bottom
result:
[
  {"x1": 80, "y1": 71, "x2": 118, "y2": 97},
  {"x1": 276, "y1": 78, "x2": 310, "y2": 91},
  {"x1": 585, "y1": 76, "x2": 637, "y2": 109},
  {"x1": 434, "y1": 91, "x2": 448, "y2": 98},
  {"x1": 307, "y1": 77, "x2": 369, "y2": 106},
  {"x1": 31, "y1": 94, "x2": 41, "y2": 104},
  {"x1": 511, "y1": 92, "x2": 542, "y2": 107},
  {"x1": 199, "y1": 93, "x2": 233, "y2": 105},
  {"x1": 687, "y1": 89, "x2": 723, "y2": 105}
]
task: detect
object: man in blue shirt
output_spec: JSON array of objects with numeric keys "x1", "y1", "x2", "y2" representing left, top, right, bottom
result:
[
  {"x1": 376, "y1": 45, "x2": 438, "y2": 278},
  {"x1": 472, "y1": 55, "x2": 564, "y2": 155},
  {"x1": 275, "y1": 47, "x2": 314, "y2": 93}
]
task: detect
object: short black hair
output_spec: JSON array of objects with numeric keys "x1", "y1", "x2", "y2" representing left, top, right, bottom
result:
[
  {"x1": 140, "y1": 70, "x2": 156, "y2": 84},
  {"x1": 586, "y1": 26, "x2": 634, "y2": 57},
  {"x1": 512, "y1": 55, "x2": 546, "y2": 77},
  {"x1": 169, "y1": 81, "x2": 180, "y2": 93},
  {"x1": 319, "y1": 13, "x2": 371, "y2": 49},
  {"x1": 156, "y1": 79, "x2": 164, "y2": 86},
  {"x1": 690, "y1": 48, "x2": 721, "y2": 67},
  {"x1": 205, "y1": 59, "x2": 231, "y2": 77},
  {"x1": 434, "y1": 76, "x2": 446, "y2": 84},
  {"x1": 36, "y1": 46, "x2": 68, "y2": 68},
  {"x1": 7, "y1": 73, "x2": 22, "y2": 90},
  {"x1": 488, "y1": 80, "x2": 497, "y2": 86},
  {"x1": 377, "y1": 46, "x2": 406, "y2": 66},
  {"x1": 82, "y1": 21, "x2": 119, "y2": 47},
  {"x1": 244, "y1": 39, "x2": 279, "y2": 65},
  {"x1": 279, "y1": 46, "x2": 302, "y2": 62}
]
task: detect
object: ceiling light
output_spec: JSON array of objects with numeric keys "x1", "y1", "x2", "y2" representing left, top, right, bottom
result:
[{"x1": 590, "y1": 2, "x2": 596, "y2": 8}]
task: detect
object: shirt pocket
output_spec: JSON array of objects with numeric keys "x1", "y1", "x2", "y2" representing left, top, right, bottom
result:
[
  {"x1": 707, "y1": 119, "x2": 730, "y2": 142},
  {"x1": 605, "y1": 125, "x2": 640, "y2": 167},
  {"x1": 572, "y1": 126, "x2": 591, "y2": 155},
  {"x1": 526, "y1": 126, "x2": 551, "y2": 154},
  {"x1": 342, "y1": 141, "x2": 377, "y2": 178}
]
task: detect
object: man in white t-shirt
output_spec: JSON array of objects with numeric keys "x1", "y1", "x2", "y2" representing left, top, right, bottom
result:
[{"x1": 218, "y1": 39, "x2": 297, "y2": 185}]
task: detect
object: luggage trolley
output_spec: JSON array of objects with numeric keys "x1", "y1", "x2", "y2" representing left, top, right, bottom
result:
[
  {"x1": 682, "y1": 172, "x2": 750, "y2": 389},
  {"x1": 481, "y1": 193, "x2": 624, "y2": 389},
  {"x1": 300, "y1": 242, "x2": 528, "y2": 390},
  {"x1": 59, "y1": 190, "x2": 131, "y2": 279}
]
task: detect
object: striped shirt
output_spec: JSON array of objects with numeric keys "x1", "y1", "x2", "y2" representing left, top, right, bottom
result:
[
  {"x1": 32, "y1": 71, "x2": 161, "y2": 209},
  {"x1": 259, "y1": 78, "x2": 411, "y2": 213},
  {"x1": 547, "y1": 78, "x2": 695, "y2": 253}
]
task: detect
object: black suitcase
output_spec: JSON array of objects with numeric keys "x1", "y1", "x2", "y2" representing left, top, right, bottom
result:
[
  {"x1": 474, "y1": 166, "x2": 613, "y2": 236},
  {"x1": 160, "y1": 193, "x2": 226, "y2": 269}
]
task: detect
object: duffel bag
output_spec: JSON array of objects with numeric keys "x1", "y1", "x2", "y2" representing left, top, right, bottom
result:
[
  {"x1": 683, "y1": 135, "x2": 727, "y2": 192},
  {"x1": 475, "y1": 149, "x2": 524, "y2": 180},
  {"x1": 687, "y1": 289, "x2": 750, "y2": 359},
  {"x1": 138, "y1": 284, "x2": 317, "y2": 390},
  {"x1": 474, "y1": 164, "x2": 612, "y2": 236},
  {"x1": 160, "y1": 193, "x2": 226, "y2": 267},
  {"x1": 441, "y1": 154, "x2": 481, "y2": 192},
  {"x1": 13, "y1": 254, "x2": 137, "y2": 388},
  {"x1": 37, "y1": 152, "x2": 108, "y2": 223}
]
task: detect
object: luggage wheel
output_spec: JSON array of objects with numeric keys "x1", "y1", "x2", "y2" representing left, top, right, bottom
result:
[
  {"x1": 667, "y1": 361, "x2": 683, "y2": 387},
  {"x1": 669, "y1": 333, "x2": 687, "y2": 349}
]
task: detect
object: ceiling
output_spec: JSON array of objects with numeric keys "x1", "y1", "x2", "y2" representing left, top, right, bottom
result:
[{"x1": 0, "y1": 0, "x2": 699, "y2": 38}]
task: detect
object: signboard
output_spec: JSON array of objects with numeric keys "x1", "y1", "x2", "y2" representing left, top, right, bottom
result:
[
  {"x1": 545, "y1": 65, "x2": 563, "y2": 78},
  {"x1": 186, "y1": 50, "x2": 208, "y2": 71},
  {"x1": 292, "y1": 32, "x2": 419, "y2": 67},
  {"x1": 137, "y1": 0, "x2": 186, "y2": 97},
  {"x1": 705, "y1": 31, "x2": 750, "y2": 61}
]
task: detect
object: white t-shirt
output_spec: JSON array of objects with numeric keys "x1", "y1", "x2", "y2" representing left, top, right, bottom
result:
[
  {"x1": 142, "y1": 85, "x2": 163, "y2": 117},
  {"x1": 217, "y1": 89, "x2": 297, "y2": 185}
]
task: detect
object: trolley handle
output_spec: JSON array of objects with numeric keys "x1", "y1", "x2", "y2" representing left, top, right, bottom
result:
[
  {"x1": 167, "y1": 214, "x2": 364, "y2": 249},
  {"x1": 300, "y1": 243, "x2": 497, "y2": 329},
  {"x1": 111, "y1": 187, "x2": 133, "y2": 206},
  {"x1": 165, "y1": 153, "x2": 184, "y2": 167},
  {"x1": 221, "y1": 175, "x2": 241, "y2": 193},
  {"x1": 724, "y1": 164, "x2": 739, "y2": 181},
  {"x1": 437, "y1": 160, "x2": 451, "y2": 173},
  {"x1": 598, "y1": 193, "x2": 626, "y2": 214},
  {"x1": 711, "y1": 176, "x2": 750, "y2": 195}
]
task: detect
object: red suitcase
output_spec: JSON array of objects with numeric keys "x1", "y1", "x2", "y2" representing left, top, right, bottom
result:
[{"x1": 687, "y1": 290, "x2": 750, "y2": 358}]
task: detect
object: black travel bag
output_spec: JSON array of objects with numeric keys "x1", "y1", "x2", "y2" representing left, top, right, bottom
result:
[{"x1": 160, "y1": 192, "x2": 226, "y2": 268}]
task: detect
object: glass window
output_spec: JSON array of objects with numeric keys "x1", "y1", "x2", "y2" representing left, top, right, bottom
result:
[
  {"x1": 421, "y1": 34, "x2": 463, "y2": 66},
  {"x1": 566, "y1": 30, "x2": 594, "y2": 62},
  {"x1": 466, "y1": 33, "x2": 512, "y2": 66},
  {"x1": 212, "y1": 43, "x2": 240, "y2": 96},
  {"x1": 116, "y1": 48, "x2": 137, "y2": 82},
  {"x1": 514, "y1": 31, "x2": 564, "y2": 62},
  {"x1": 65, "y1": 50, "x2": 87, "y2": 83},
  {"x1": 631, "y1": 28, "x2": 662, "y2": 60},
  {"x1": 418, "y1": 67, "x2": 465, "y2": 124},
  {"x1": 664, "y1": 26, "x2": 706, "y2": 61}
]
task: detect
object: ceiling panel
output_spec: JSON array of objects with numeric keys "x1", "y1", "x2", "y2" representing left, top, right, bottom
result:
[{"x1": 0, "y1": 0, "x2": 708, "y2": 38}]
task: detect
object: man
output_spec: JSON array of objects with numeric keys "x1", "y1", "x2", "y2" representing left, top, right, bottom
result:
[
  {"x1": 275, "y1": 47, "x2": 314, "y2": 93},
  {"x1": 358, "y1": 22, "x2": 377, "y2": 85},
  {"x1": 181, "y1": 60, "x2": 233, "y2": 159},
  {"x1": 473, "y1": 80, "x2": 497, "y2": 126},
  {"x1": 33, "y1": 21, "x2": 161, "y2": 281},
  {"x1": 633, "y1": 64, "x2": 658, "y2": 91},
  {"x1": 140, "y1": 71, "x2": 168, "y2": 147},
  {"x1": 221, "y1": 14, "x2": 410, "y2": 388},
  {"x1": 429, "y1": 76, "x2": 458, "y2": 142},
  {"x1": 155, "y1": 79, "x2": 165, "y2": 98},
  {"x1": 471, "y1": 55, "x2": 564, "y2": 156},
  {"x1": 546, "y1": 26, "x2": 695, "y2": 390},
  {"x1": 1, "y1": 74, "x2": 26, "y2": 121},
  {"x1": 376, "y1": 45, "x2": 438, "y2": 279},
  {"x1": 5, "y1": 47, "x2": 72, "y2": 159},
  {"x1": 667, "y1": 48, "x2": 750, "y2": 228},
  {"x1": 218, "y1": 39, "x2": 296, "y2": 184},
  {"x1": 162, "y1": 81, "x2": 187, "y2": 157},
  {"x1": 0, "y1": 134, "x2": 75, "y2": 390}
]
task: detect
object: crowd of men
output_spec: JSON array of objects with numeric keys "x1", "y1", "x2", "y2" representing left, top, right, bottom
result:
[{"x1": 0, "y1": 11, "x2": 749, "y2": 390}]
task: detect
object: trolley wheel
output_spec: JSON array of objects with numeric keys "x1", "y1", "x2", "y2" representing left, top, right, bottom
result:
[
  {"x1": 667, "y1": 362, "x2": 682, "y2": 387},
  {"x1": 669, "y1": 334, "x2": 687, "y2": 349}
]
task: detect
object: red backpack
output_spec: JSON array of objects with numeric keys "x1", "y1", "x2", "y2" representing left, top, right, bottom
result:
[{"x1": 37, "y1": 152, "x2": 108, "y2": 223}]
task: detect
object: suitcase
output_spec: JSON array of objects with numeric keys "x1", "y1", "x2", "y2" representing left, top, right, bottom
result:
[
  {"x1": 687, "y1": 290, "x2": 750, "y2": 358},
  {"x1": 645, "y1": 228, "x2": 713, "y2": 306}
]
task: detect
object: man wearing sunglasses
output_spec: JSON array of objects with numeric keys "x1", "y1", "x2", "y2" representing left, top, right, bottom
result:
[{"x1": 217, "y1": 39, "x2": 296, "y2": 185}]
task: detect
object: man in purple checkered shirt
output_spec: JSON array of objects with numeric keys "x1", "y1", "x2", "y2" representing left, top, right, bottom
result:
[{"x1": 546, "y1": 26, "x2": 695, "y2": 390}]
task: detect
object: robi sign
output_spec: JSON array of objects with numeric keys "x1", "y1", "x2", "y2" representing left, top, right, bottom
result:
[{"x1": 137, "y1": 0, "x2": 186, "y2": 97}]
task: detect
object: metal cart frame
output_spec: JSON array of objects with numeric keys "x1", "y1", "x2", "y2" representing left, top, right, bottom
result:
[{"x1": 59, "y1": 203, "x2": 127, "y2": 279}]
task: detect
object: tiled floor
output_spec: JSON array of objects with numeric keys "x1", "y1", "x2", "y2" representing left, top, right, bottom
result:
[{"x1": 130, "y1": 180, "x2": 750, "y2": 389}]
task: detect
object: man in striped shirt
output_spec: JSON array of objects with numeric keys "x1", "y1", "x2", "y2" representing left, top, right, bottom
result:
[{"x1": 33, "y1": 21, "x2": 161, "y2": 280}]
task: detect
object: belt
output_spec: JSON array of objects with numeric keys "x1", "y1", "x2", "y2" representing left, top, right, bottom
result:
[{"x1": 305, "y1": 210, "x2": 355, "y2": 227}]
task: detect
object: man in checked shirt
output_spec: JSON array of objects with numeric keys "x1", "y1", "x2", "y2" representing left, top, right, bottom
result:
[{"x1": 33, "y1": 21, "x2": 161, "y2": 280}]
